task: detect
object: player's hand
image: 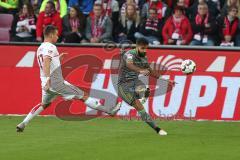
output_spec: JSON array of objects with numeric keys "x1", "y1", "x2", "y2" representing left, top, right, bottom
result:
[
  {"x1": 60, "y1": 52, "x2": 68, "y2": 60},
  {"x1": 140, "y1": 69, "x2": 150, "y2": 76},
  {"x1": 168, "y1": 79, "x2": 177, "y2": 87},
  {"x1": 158, "y1": 77, "x2": 177, "y2": 86}
]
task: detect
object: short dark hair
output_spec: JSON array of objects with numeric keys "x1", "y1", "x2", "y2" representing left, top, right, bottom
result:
[
  {"x1": 136, "y1": 38, "x2": 149, "y2": 46},
  {"x1": 174, "y1": 5, "x2": 185, "y2": 13},
  {"x1": 44, "y1": 25, "x2": 58, "y2": 37},
  {"x1": 149, "y1": 7, "x2": 157, "y2": 13},
  {"x1": 47, "y1": 1, "x2": 55, "y2": 10}
]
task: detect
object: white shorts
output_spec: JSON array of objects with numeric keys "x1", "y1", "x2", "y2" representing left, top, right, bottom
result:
[{"x1": 42, "y1": 81, "x2": 85, "y2": 105}]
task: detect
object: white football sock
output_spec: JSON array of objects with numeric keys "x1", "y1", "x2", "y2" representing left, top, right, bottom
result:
[
  {"x1": 22, "y1": 103, "x2": 44, "y2": 125},
  {"x1": 84, "y1": 97, "x2": 111, "y2": 113}
]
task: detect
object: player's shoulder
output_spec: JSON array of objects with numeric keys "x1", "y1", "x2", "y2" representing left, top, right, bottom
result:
[
  {"x1": 124, "y1": 49, "x2": 137, "y2": 57},
  {"x1": 40, "y1": 42, "x2": 56, "y2": 50},
  {"x1": 123, "y1": 49, "x2": 137, "y2": 61},
  {"x1": 125, "y1": 49, "x2": 137, "y2": 55},
  {"x1": 37, "y1": 42, "x2": 57, "y2": 57}
]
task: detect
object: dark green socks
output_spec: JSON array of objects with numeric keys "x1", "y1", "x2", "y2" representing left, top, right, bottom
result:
[{"x1": 138, "y1": 109, "x2": 160, "y2": 133}]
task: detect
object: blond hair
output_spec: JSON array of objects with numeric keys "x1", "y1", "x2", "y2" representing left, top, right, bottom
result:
[
  {"x1": 227, "y1": 0, "x2": 240, "y2": 7},
  {"x1": 120, "y1": 3, "x2": 140, "y2": 27}
]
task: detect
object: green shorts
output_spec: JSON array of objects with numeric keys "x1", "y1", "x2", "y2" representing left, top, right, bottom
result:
[{"x1": 118, "y1": 80, "x2": 146, "y2": 106}]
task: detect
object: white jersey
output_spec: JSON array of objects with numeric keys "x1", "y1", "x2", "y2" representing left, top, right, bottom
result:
[{"x1": 37, "y1": 42, "x2": 64, "y2": 88}]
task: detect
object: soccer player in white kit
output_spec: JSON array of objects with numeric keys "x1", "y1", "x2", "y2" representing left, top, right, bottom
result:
[{"x1": 16, "y1": 25, "x2": 121, "y2": 132}]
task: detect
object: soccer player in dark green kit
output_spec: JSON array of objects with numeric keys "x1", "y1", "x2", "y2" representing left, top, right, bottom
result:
[{"x1": 118, "y1": 38, "x2": 174, "y2": 136}]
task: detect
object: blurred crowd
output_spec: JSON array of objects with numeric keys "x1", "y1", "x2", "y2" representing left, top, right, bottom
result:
[{"x1": 1, "y1": 0, "x2": 240, "y2": 47}]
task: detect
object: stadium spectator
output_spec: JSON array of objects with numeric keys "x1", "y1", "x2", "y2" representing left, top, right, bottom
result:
[
  {"x1": 26, "y1": 0, "x2": 42, "y2": 16},
  {"x1": 220, "y1": 0, "x2": 239, "y2": 16},
  {"x1": 236, "y1": 8, "x2": 240, "y2": 46},
  {"x1": 19, "y1": 0, "x2": 43, "y2": 16},
  {"x1": 96, "y1": 0, "x2": 119, "y2": 17},
  {"x1": 210, "y1": 0, "x2": 224, "y2": 11},
  {"x1": 118, "y1": 0, "x2": 146, "y2": 9},
  {"x1": 39, "y1": 0, "x2": 67, "y2": 18},
  {"x1": 162, "y1": 5, "x2": 193, "y2": 45},
  {"x1": 97, "y1": 0, "x2": 120, "y2": 39},
  {"x1": 36, "y1": 1, "x2": 62, "y2": 42},
  {"x1": 217, "y1": 5, "x2": 239, "y2": 46},
  {"x1": 135, "y1": 7, "x2": 162, "y2": 45},
  {"x1": 62, "y1": 6, "x2": 86, "y2": 43},
  {"x1": 141, "y1": 0, "x2": 171, "y2": 21},
  {"x1": 68, "y1": 0, "x2": 94, "y2": 15},
  {"x1": 188, "y1": 0, "x2": 219, "y2": 20},
  {"x1": 236, "y1": 26, "x2": 240, "y2": 46},
  {"x1": 121, "y1": 0, "x2": 139, "y2": 18},
  {"x1": 0, "y1": 0, "x2": 19, "y2": 14},
  {"x1": 115, "y1": 3, "x2": 140, "y2": 43},
  {"x1": 85, "y1": 2, "x2": 112, "y2": 43},
  {"x1": 164, "y1": 0, "x2": 194, "y2": 8},
  {"x1": 176, "y1": 0, "x2": 192, "y2": 8},
  {"x1": 10, "y1": 3, "x2": 36, "y2": 42},
  {"x1": 190, "y1": 2, "x2": 217, "y2": 46}
]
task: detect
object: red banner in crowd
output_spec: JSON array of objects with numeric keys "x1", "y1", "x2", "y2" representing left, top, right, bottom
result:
[{"x1": 0, "y1": 45, "x2": 240, "y2": 120}]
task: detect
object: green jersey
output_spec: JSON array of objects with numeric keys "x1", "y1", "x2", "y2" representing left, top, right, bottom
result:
[{"x1": 118, "y1": 49, "x2": 150, "y2": 84}]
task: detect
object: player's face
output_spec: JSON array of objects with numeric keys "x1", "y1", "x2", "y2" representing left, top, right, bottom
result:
[
  {"x1": 137, "y1": 45, "x2": 148, "y2": 57},
  {"x1": 51, "y1": 30, "x2": 59, "y2": 43}
]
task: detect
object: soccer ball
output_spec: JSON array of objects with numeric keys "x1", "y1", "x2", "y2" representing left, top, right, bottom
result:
[{"x1": 181, "y1": 59, "x2": 196, "y2": 74}]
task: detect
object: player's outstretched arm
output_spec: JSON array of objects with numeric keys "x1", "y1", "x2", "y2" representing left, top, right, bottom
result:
[
  {"x1": 148, "y1": 67, "x2": 161, "y2": 79},
  {"x1": 148, "y1": 67, "x2": 177, "y2": 85},
  {"x1": 126, "y1": 61, "x2": 150, "y2": 75},
  {"x1": 59, "y1": 52, "x2": 68, "y2": 62}
]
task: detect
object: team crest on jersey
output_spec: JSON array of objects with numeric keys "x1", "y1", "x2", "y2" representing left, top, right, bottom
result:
[{"x1": 48, "y1": 50, "x2": 53, "y2": 55}]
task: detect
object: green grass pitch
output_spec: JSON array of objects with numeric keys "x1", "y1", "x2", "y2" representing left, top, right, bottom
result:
[{"x1": 0, "y1": 116, "x2": 240, "y2": 160}]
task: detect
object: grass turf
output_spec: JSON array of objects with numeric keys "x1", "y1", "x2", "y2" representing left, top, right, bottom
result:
[{"x1": 0, "y1": 116, "x2": 240, "y2": 160}]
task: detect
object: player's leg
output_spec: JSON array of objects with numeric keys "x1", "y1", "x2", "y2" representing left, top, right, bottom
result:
[
  {"x1": 118, "y1": 81, "x2": 167, "y2": 135},
  {"x1": 16, "y1": 90, "x2": 58, "y2": 132},
  {"x1": 81, "y1": 92, "x2": 121, "y2": 116},
  {"x1": 58, "y1": 81, "x2": 121, "y2": 115},
  {"x1": 133, "y1": 99, "x2": 167, "y2": 135}
]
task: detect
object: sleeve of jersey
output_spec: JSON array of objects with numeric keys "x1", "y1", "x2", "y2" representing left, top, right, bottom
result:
[
  {"x1": 124, "y1": 52, "x2": 134, "y2": 62},
  {"x1": 43, "y1": 46, "x2": 55, "y2": 58}
]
